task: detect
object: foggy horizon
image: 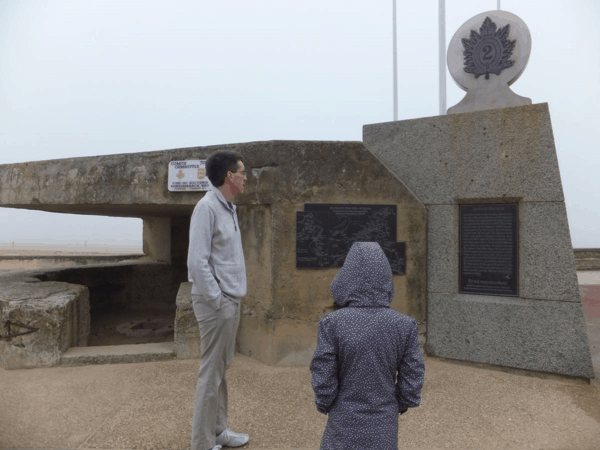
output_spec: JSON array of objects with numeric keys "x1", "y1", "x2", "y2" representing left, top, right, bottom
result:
[{"x1": 1, "y1": 0, "x2": 599, "y2": 248}]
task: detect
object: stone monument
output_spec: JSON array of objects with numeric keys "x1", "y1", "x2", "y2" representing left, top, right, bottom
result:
[
  {"x1": 447, "y1": 11, "x2": 532, "y2": 114},
  {"x1": 363, "y1": 11, "x2": 594, "y2": 379}
]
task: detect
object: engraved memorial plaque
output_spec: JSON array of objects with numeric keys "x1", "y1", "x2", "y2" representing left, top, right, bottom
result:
[
  {"x1": 296, "y1": 211, "x2": 331, "y2": 268},
  {"x1": 460, "y1": 204, "x2": 518, "y2": 296},
  {"x1": 296, "y1": 204, "x2": 405, "y2": 274},
  {"x1": 380, "y1": 241, "x2": 406, "y2": 276}
]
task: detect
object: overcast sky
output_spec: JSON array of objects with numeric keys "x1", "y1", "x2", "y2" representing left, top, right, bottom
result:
[{"x1": 0, "y1": 0, "x2": 598, "y2": 248}]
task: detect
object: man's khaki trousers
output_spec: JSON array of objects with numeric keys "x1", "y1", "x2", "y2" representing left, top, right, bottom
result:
[{"x1": 191, "y1": 294, "x2": 241, "y2": 450}]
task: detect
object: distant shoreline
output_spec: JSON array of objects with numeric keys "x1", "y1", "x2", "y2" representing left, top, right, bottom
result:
[{"x1": 0, "y1": 244, "x2": 143, "y2": 256}]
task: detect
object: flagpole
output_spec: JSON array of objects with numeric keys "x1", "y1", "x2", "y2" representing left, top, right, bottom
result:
[
  {"x1": 438, "y1": 0, "x2": 446, "y2": 115},
  {"x1": 498, "y1": 0, "x2": 501, "y2": 10},
  {"x1": 393, "y1": 0, "x2": 398, "y2": 121}
]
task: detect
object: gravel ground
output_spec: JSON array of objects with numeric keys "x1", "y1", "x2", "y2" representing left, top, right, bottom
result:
[{"x1": 1, "y1": 354, "x2": 598, "y2": 450}]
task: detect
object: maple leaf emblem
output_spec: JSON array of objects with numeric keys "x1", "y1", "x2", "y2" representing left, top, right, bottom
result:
[{"x1": 462, "y1": 17, "x2": 516, "y2": 80}]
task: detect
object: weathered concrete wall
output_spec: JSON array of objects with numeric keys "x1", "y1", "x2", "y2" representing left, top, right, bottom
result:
[
  {"x1": 42, "y1": 262, "x2": 182, "y2": 311},
  {"x1": 236, "y1": 205, "x2": 275, "y2": 362},
  {"x1": 174, "y1": 282, "x2": 198, "y2": 359},
  {"x1": 143, "y1": 217, "x2": 171, "y2": 263},
  {"x1": 169, "y1": 142, "x2": 427, "y2": 365},
  {"x1": 240, "y1": 142, "x2": 426, "y2": 364},
  {"x1": 0, "y1": 261, "x2": 182, "y2": 369},
  {"x1": 0, "y1": 140, "x2": 427, "y2": 367}
]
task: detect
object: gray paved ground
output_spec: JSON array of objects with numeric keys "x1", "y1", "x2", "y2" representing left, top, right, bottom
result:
[
  {"x1": 1, "y1": 354, "x2": 599, "y2": 450},
  {"x1": 1, "y1": 272, "x2": 599, "y2": 450}
]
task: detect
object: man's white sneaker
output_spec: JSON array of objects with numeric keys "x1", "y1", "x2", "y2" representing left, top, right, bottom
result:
[
  {"x1": 215, "y1": 428, "x2": 250, "y2": 447},
  {"x1": 208, "y1": 446, "x2": 222, "y2": 450}
]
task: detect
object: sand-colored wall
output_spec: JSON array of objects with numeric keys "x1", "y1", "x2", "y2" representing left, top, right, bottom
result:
[
  {"x1": 0, "y1": 140, "x2": 426, "y2": 367},
  {"x1": 232, "y1": 141, "x2": 427, "y2": 364}
]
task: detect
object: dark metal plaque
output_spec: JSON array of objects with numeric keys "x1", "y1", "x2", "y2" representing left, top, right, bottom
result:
[
  {"x1": 460, "y1": 204, "x2": 518, "y2": 296},
  {"x1": 296, "y1": 204, "x2": 405, "y2": 274},
  {"x1": 380, "y1": 241, "x2": 406, "y2": 276},
  {"x1": 296, "y1": 211, "x2": 331, "y2": 268}
]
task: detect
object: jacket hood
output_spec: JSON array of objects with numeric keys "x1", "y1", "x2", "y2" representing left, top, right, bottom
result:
[{"x1": 330, "y1": 242, "x2": 394, "y2": 308}]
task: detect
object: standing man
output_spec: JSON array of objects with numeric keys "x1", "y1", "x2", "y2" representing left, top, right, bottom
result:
[{"x1": 188, "y1": 151, "x2": 249, "y2": 450}]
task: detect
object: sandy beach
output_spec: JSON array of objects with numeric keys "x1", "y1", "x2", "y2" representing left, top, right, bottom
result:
[{"x1": 0, "y1": 243, "x2": 143, "y2": 257}]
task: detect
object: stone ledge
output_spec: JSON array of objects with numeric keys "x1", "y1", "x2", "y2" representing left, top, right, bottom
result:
[
  {"x1": 0, "y1": 254, "x2": 146, "y2": 273},
  {"x1": 426, "y1": 293, "x2": 594, "y2": 379},
  {"x1": 60, "y1": 342, "x2": 175, "y2": 366},
  {"x1": 0, "y1": 275, "x2": 89, "y2": 370},
  {"x1": 427, "y1": 355, "x2": 591, "y2": 385}
]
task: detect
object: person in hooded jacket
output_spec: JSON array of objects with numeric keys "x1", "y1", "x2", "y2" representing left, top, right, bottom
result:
[{"x1": 310, "y1": 241, "x2": 425, "y2": 450}]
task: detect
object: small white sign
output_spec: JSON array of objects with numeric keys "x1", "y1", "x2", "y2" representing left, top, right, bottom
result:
[{"x1": 168, "y1": 160, "x2": 211, "y2": 192}]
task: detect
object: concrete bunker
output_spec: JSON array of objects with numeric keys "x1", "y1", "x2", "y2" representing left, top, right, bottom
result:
[
  {"x1": 4, "y1": 104, "x2": 590, "y2": 379},
  {"x1": 0, "y1": 213, "x2": 186, "y2": 351},
  {"x1": 39, "y1": 261, "x2": 183, "y2": 347},
  {"x1": 0, "y1": 140, "x2": 427, "y2": 369}
]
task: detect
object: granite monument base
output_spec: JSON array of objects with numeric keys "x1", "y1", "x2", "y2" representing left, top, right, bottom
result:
[
  {"x1": 427, "y1": 294, "x2": 591, "y2": 377},
  {"x1": 363, "y1": 103, "x2": 594, "y2": 379}
]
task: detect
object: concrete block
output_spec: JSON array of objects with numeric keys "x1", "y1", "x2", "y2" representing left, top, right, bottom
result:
[
  {"x1": 426, "y1": 293, "x2": 594, "y2": 379},
  {"x1": 0, "y1": 276, "x2": 89, "y2": 369}
]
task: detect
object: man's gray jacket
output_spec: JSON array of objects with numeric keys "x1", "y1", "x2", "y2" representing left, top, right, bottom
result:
[{"x1": 188, "y1": 184, "x2": 247, "y2": 309}]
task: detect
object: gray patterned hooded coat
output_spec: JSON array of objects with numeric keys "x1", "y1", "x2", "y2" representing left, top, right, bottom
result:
[{"x1": 310, "y1": 242, "x2": 425, "y2": 450}]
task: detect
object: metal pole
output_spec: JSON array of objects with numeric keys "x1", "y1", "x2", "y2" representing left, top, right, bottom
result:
[
  {"x1": 393, "y1": 0, "x2": 398, "y2": 121},
  {"x1": 438, "y1": 0, "x2": 446, "y2": 115},
  {"x1": 498, "y1": 0, "x2": 501, "y2": 10}
]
